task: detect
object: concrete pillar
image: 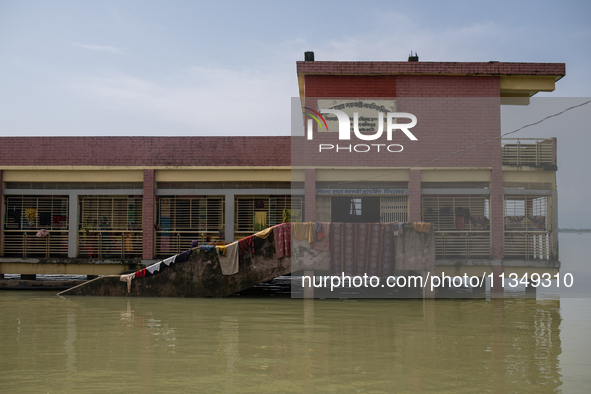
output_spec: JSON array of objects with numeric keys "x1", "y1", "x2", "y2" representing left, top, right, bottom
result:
[
  {"x1": 303, "y1": 270, "x2": 314, "y2": 298},
  {"x1": 304, "y1": 169, "x2": 316, "y2": 222},
  {"x1": 472, "y1": 277, "x2": 486, "y2": 298},
  {"x1": 551, "y1": 190, "x2": 559, "y2": 260},
  {"x1": 491, "y1": 167, "x2": 504, "y2": 259},
  {"x1": 224, "y1": 193, "x2": 235, "y2": 242},
  {"x1": 525, "y1": 282, "x2": 537, "y2": 298},
  {"x1": 0, "y1": 169, "x2": 3, "y2": 259},
  {"x1": 68, "y1": 193, "x2": 78, "y2": 258},
  {"x1": 142, "y1": 170, "x2": 155, "y2": 260},
  {"x1": 492, "y1": 265, "x2": 504, "y2": 297},
  {"x1": 424, "y1": 270, "x2": 435, "y2": 299},
  {"x1": 409, "y1": 169, "x2": 421, "y2": 222}
]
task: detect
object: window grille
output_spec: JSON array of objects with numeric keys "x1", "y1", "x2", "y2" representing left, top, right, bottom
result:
[
  {"x1": 504, "y1": 195, "x2": 551, "y2": 259},
  {"x1": 380, "y1": 196, "x2": 408, "y2": 223},
  {"x1": 78, "y1": 196, "x2": 143, "y2": 258},
  {"x1": 422, "y1": 195, "x2": 491, "y2": 259},
  {"x1": 156, "y1": 196, "x2": 225, "y2": 256},
  {"x1": 235, "y1": 195, "x2": 304, "y2": 239},
  {"x1": 2, "y1": 195, "x2": 69, "y2": 257}
]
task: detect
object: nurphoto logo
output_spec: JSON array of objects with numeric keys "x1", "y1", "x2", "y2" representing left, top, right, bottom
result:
[{"x1": 303, "y1": 105, "x2": 418, "y2": 153}]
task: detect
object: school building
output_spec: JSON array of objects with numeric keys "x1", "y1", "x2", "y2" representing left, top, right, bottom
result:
[{"x1": 0, "y1": 53, "x2": 564, "y2": 278}]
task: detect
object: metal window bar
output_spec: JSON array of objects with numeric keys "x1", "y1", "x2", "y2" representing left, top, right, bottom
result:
[
  {"x1": 422, "y1": 195, "x2": 491, "y2": 259},
  {"x1": 234, "y1": 195, "x2": 304, "y2": 240},
  {"x1": 380, "y1": 196, "x2": 409, "y2": 223},
  {"x1": 155, "y1": 196, "x2": 225, "y2": 256},
  {"x1": 2, "y1": 195, "x2": 69, "y2": 257},
  {"x1": 504, "y1": 195, "x2": 551, "y2": 260},
  {"x1": 501, "y1": 138, "x2": 555, "y2": 167},
  {"x1": 78, "y1": 196, "x2": 143, "y2": 258}
]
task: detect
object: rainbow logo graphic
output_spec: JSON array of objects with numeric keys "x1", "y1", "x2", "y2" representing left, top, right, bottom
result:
[{"x1": 303, "y1": 107, "x2": 329, "y2": 132}]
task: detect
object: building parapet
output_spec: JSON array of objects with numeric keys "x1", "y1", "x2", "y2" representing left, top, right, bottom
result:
[{"x1": 502, "y1": 138, "x2": 556, "y2": 169}]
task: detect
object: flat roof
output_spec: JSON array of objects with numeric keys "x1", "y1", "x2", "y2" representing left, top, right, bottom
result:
[{"x1": 296, "y1": 61, "x2": 565, "y2": 77}]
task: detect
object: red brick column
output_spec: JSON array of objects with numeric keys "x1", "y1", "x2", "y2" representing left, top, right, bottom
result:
[
  {"x1": 491, "y1": 167, "x2": 504, "y2": 259},
  {"x1": 304, "y1": 169, "x2": 316, "y2": 222},
  {"x1": 409, "y1": 169, "x2": 421, "y2": 222},
  {"x1": 0, "y1": 170, "x2": 3, "y2": 267},
  {"x1": 143, "y1": 169, "x2": 155, "y2": 260}
]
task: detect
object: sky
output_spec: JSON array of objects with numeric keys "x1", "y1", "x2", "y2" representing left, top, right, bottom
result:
[{"x1": 0, "y1": 0, "x2": 590, "y2": 227}]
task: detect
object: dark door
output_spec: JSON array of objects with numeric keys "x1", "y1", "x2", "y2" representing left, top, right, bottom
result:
[{"x1": 331, "y1": 197, "x2": 380, "y2": 223}]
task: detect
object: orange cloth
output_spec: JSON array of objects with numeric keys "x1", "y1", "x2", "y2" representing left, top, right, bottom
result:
[
  {"x1": 292, "y1": 222, "x2": 315, "y2": 243},
  {"x1": 253, "y1": 226, "x2": 273, "y2": 240},
  {"x1": 413, "y1": 222, "x2": 432, "y2": 233}
]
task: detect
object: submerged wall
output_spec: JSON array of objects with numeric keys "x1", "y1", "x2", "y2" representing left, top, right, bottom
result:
[
  {"x1": 61, "y1": 236, "x2": 291, "y2": 297},
  {"x1": 60, "y1": 223, "x2": 435, "y2": 298}
]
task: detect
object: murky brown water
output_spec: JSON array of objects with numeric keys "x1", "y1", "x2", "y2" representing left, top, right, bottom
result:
[{"x1": 0, "y1": 234, "x2": 590, "y2": 393}]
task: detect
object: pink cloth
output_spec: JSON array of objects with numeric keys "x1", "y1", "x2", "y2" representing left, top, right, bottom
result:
[{"x1": 274, "y1": 223, "x2": 291, "y2": 258}]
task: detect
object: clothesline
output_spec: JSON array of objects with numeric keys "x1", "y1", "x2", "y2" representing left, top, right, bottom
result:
[{"x1": 118, "y1": 221, "x2": 432, "y2": 293}]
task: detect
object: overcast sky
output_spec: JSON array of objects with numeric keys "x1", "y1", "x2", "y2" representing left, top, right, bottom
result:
[{"x1": 0, "y1": 0, "x2": 589, "y2": 227}]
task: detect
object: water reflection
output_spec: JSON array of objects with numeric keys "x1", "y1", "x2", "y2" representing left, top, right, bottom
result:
[{"x1": 0, "y1": 293, "x2": 565, "y2": 393}]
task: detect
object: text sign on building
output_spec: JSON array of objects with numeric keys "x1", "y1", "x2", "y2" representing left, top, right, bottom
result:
[
  {"x1": 316, "y1": 189, "x2": 409, "y2": 196},
  {"x1": 317, "y1": 100, "x2": 397, "y2": 135}
]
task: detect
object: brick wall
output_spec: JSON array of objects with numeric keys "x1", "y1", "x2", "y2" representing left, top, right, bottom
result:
[
  {"x1": 292, "y1": 96, "x2": 502, "y2": 169},
  {"x1": 143, "y1": 169, "x2": 155, "y2": 260},
  {"x1": 0, "y1": 170, "x2": 2, "y2": 263},
  {"x1": 296, "y1": 69, "x2": 505, "y2": 257},
  {"x1": 409, "y1": 170, "x2": 421, "y2": 222},
  {"x1": 305, "y1": 75, "x2": 396, "y2": 97},
  {"x1": 0, "y1": 137, "x2": 291, "y2": 167},
  {"x1": 304, "y1": 169, "x2": 316, "y2": 221}
]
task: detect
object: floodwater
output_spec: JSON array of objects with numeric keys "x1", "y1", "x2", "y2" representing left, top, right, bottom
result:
[{"x1": 1, "y1": 234, "x2": 590, "y2": 393}]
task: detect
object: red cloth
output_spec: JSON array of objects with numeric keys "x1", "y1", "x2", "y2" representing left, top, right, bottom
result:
[
  {"x1": 135, "y1": 269, "x2": 146, "y2": 278},
  {"x1": 239, "y1": 236, "x2": 255, "y2": 255},
  {"x1": 329, "y1": 223, "x2": 395, "y2": 277},
  {"x1": 273, "y1": 223, "x2": 291, "y2": 258}
]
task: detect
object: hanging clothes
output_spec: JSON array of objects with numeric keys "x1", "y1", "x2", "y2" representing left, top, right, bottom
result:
[
  {"x1": 282, "y1": 208, "x2": 302, "y2": 223},
  {"x1": 292, "y1": 222, "x2": 315, "y2": 243},
  {"x1": 124, "y1": 232, "x2": 133, "y2": 252},
  {"x1": 36, "y1": 229, "x2": 49, "y2": 238},
  {"x1": 254, "y1": 226, "x2": 273, "y2": 239},
  {"x1": 162, "y1": 255, "x2": 176, "y2": 266},
  {"x1": 329, "y1": 223, "x2": 395, "y2": 277},
  {"x1": 217, "y1": 242, "x2": 239, "y2": 275},
  {"x1": 413, "y1": 222, "x2": 432, "y2": 233},
  {"x1": 274, "y1": 222, "x2": 291, "y2": 258},
  {"x1": 253, "y1": 211, "x2": 268, "y2": 231},
  {"x1": 311, "y1": 223, "x2": 330, "y2": 252},
  {"x1": 216, "y1": 245, "x2": 227, "y2": 256},
  {"x1": 176, "y1": 249, "x2": 192, "y2": 263},
  {"x1": 239, "y1": 236, "x2": 255, "y2": 256},
  {"x1": 120, "y1": 273, "x2": 134, "y2": 293},
  {"x1": 146, "y1": 262, "x2": 161, "y2": 275},
  {"x1": 315, "y1": 222, "x2": 325, "y2": 241}
]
